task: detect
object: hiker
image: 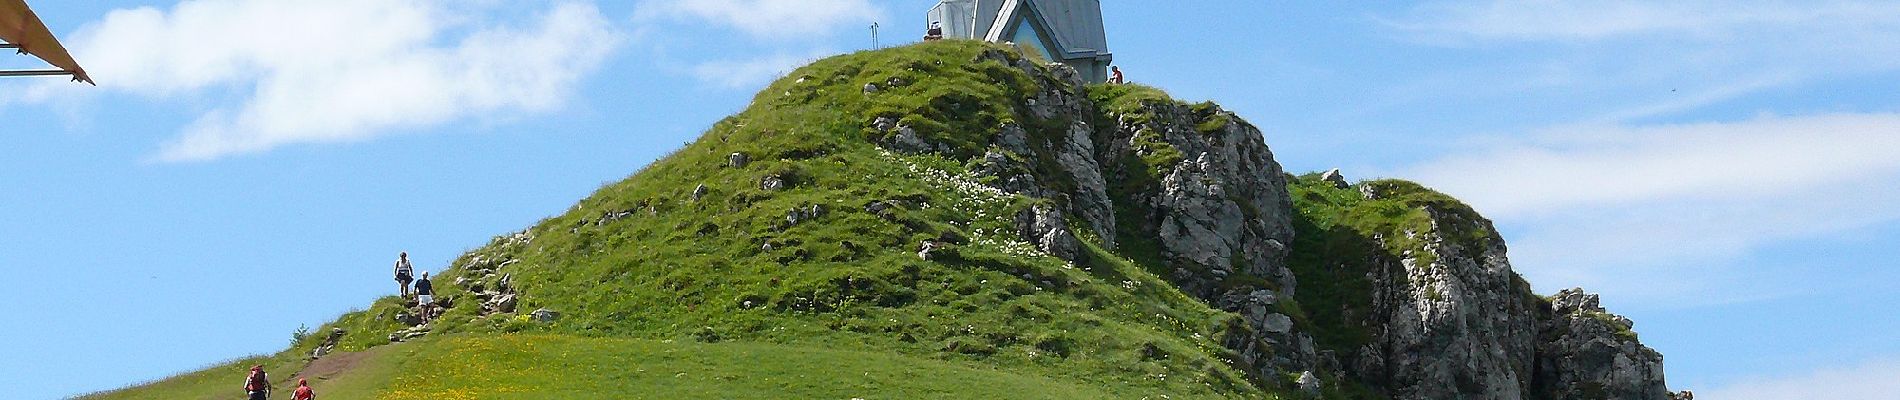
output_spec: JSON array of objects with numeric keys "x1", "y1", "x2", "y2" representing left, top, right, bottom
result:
[
  {"x1": 415, "y1": 271, "x2": 435, "y2": 323},
  {"x1": 924, "y1": 21, "x2": 944, "y2": 40},
  {"x1": 243, "y1": 365, "x2": 272, "y2": 400},
  {"x1": 394, "y1": 252, "x2": 414, "y2": 299},
  {"x1": 292, "y1": 378, "x2": 316, "y2": 400},
  {"x1": 1110, "y1": 66, "x2": 1125, "y2": 84}
]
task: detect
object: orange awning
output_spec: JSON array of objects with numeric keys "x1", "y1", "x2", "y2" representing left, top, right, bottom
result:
[{"x1": 0, "y1": 0, "x2": 91, "y2": 84}]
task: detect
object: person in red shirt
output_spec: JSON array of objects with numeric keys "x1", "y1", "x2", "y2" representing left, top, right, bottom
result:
[
  {"x1": 242, "y1": 365, "x2": 271, "y2": 400},
  {"x1": 1110, "y1": 66, "x2": 1125, "y2": 85},
  {"x1": 293, "y1": 378, "x2": 316, "y2": 400}
]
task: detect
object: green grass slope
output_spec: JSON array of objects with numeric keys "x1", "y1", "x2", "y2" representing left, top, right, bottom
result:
[
  {"x1": 85, "y1": 334, "x2": 1135, "y2": 400},
  {"x1": 92, "y1": 41, "x2": 1299, "y2": 399}
]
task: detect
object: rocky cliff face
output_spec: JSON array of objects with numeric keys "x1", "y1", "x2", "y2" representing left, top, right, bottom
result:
[
  {"x1": 1293, "y1": 178, "x2": 1671, "y2": 399},
  {"x1": 901, "y1": 48, "x2": 1317, "y2": 383},
  {"x1": 1349, "y1": 200, "x2": 1540, "y2": 398},
  {"x1": 1099, "y1": 98, "x2": 1314, "y2": 379},
  {"x1": 1534, "y1": 288, "x2": 1671, "y2": 399},
  {"x1": 926, "y1": 49, "x2": 1670, "y2": 398}
]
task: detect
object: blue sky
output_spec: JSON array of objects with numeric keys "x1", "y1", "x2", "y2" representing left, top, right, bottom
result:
[{"x1": 4, "y1": 1, "x2": 1898, "y2": 398}]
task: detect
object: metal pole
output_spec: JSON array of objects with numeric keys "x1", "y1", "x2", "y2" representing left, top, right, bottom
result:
[
  {"x1": 972, "y1": 0, "x2": 980, "y2": 40},
  {"x1": 0, "y1": 69, "x2": 73, "y2": 77},
  {"x1": 871, "y1": 22, "x2": 880, "y2": 49}
]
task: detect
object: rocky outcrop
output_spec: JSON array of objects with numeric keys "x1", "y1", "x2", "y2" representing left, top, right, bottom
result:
[
  {"x1": 1353, "y1": 206, "x2": 1540, "y2": 399},
  {"x1": 1325, "y1": 187, "x2": 1670, "y2": 399},
  {"x1": 1534, "y1": 288, "x2": 1670, "y2": 399},
  {"x1": 1320, "y1": 168, "x2": 1348, "y2": 189},
  {"x1": 450, "y1": 245, "x2": 526, "y2": 317},
  {"x1": 309, "y1": 328, "x2": 346, "y2": 359},
  {"x1": 1101, "y1": 97, "x2": 1311, "y2": 381},
  {"x1": 866, "y1": 47, "x2": 1669, "y2": 396},
  {"x1": 1216, "y1": 288, "x2": 1317, "y2": 381},
  {"x1": 531, "y1": 308, "x2": 562, "y2": 323},
  {"x1": 1012, "y1": 204, "x2": 1079, "y2": 261},
  {"x1": 890, "y1": 49, "x2": 1315, "y2": 382},
  {"x1": 1100, "y1": 100, "x2": 1298, "y2": 300}
]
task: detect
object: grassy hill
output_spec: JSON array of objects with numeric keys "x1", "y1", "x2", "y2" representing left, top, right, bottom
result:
[
  {"x1": 85, "y1": 41, "x2": 1307, "y2": 399},
  {"x1": 82, "y1": 335, "x2": 1148, "y2": 399}
]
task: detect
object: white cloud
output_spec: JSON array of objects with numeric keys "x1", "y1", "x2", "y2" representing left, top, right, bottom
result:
[
  {"x1": 1397, "y1": 113, "x2": 1900, "y2": 304},
  {"x1": 1698, "y1": 358, "x2": 1900, "y2": 400},
  {"x1": 22, "y1": 0, "x2": 618, "y2": 162},
  {"x1": 1390, "y1": 0, "x2": 1900, "y2": 42},
  {"x1": 1407, "y1": 114, "x2": 1900, "y2": 217},
  {"x1": 1382, "y1": 1, "x2": 1900, "y2": 124},
  {"x1": 635, "y1": 0, "x2": 882, "y2": 39}
]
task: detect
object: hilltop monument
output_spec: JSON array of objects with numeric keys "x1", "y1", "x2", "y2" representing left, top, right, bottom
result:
[{"x1": 927, "y1": 0, "x2": 1112, "y2": 82}]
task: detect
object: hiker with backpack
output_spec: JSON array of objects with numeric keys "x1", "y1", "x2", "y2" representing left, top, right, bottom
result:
[
  {"x1": 292, "y1": 378, "x2": 315, "y2": 400},
  {"x1": 394, "y1": 252, "x2": 414, "y2": 299},
  {"x1": 415, "y1": 271, "x2": 435, "y2": 323},
  {"x1": 243, "y1": 365, "x2": 272, "y2": 400}
]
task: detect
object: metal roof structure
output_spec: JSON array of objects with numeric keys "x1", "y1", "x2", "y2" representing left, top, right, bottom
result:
[
  {"x1": 928, "y1": 0, "x2": 1112, "y2": 82},
  {"x1": 1, "y1": 0, "x2": 92, "y2": 84}
]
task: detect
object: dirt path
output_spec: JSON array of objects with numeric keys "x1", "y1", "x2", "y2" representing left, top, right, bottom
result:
[{"x1": 290, "y1": 343, "x2": 399, "y2": 385}]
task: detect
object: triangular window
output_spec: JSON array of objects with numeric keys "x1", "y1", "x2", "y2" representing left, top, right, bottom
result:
[{"x1": 1008, "y1": 12, "x2": 1058, "y2": 61}]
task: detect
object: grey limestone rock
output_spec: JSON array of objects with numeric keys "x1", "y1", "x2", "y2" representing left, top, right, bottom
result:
[
  {"x1": 975, "y1": 149, "x2": 1042, "y2": 195},
  {"x1": 394, "y1": 311, "x2": 421, "y2": 326},
  {"x1": 760, "y1": 175, "x2": 786, "y2": 191},
  {"x1": 871, "y1": 116, "x2": 898, "y2": 133},
  {"x1": 1533, "y1": 288, "x2": 1670, "y2": 400},
  {"x1": 1053, "y1": 120, "x2": 1115, "y2": 245},
  {"x1": 992, "y1": 123, "x2": 1032, "y2": 155},
  {"x1": 1013, "y1": 204, "x2": 1079, "y2": 261},
  {"x1": 1337, "y1": 206, "x2": 1671, "y2": 399},
  {"x1": 310, "y1": 328, "x2": 346, "y2": 359},
  {"x1": 1320, "y1": 168, "x2": 1348, "y2": 189},
  {"x1": 727, "y1": 152, "x2": 748, "y2": 168},
  {"x1": 881, "y1": 124, "x2": 936, "y2": 155},
  {"x1": 487, "y1": 293, "x2": 518, "y2": 314},
  {"x1": 1352, "y1": 208, "x2": 1539, "y2": 400},
  {"x1": 1297, "y1": 371, "x2": 1322, "y2": 396},
  {"x1": 784, "y1": 204, "x2": 824, "y2": 226}
]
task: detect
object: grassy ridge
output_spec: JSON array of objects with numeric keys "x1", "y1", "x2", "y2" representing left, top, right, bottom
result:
[{"x1": 96, "y1": 41, "x2": 1293, "y2": 398}]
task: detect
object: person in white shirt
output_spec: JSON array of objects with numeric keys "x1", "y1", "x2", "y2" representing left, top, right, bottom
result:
[{"x1": 394, "y1": 252, "x2": 414, "y2": 299}]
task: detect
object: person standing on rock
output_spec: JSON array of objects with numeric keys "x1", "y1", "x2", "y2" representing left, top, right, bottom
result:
[
  {"x1": 414, "y1": 271, "x2": 435, "y2": 323},
  {"x1": 394, "y1": 252, "x2": 414, "y2": 299},
  {"x1": 242, "y1": 365, "x2": 272, "y2": 400},
  {"x1": 291, "y1": 378, "x2": 315, "y2": 400}
]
